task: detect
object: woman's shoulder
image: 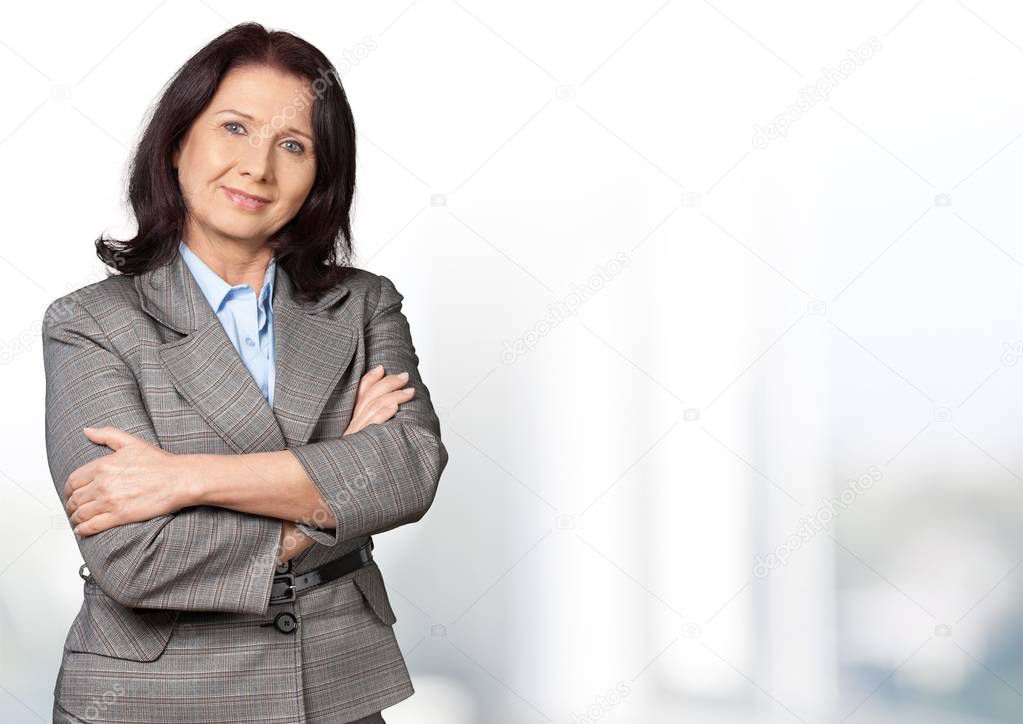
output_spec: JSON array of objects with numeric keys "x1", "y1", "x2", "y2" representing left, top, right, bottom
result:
[
  {"x1": 331, "y1": 266, "x2": 403, "y2": 316},
  {"x1": 336, "y1": 266, "x2": 379, "y2": 296},
  {"x1": 42, "y1": 273, "x2": 139, "y2": 335}
]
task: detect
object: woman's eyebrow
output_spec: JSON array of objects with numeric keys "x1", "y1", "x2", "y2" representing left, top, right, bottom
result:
[{"x1": 215, "y1": 108, "x2": 313, "y2": 143}]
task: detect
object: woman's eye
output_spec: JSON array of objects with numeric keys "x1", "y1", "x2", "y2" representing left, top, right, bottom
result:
[{"x1": 224, "y1": 122, "x2": 303, "y2": 154}]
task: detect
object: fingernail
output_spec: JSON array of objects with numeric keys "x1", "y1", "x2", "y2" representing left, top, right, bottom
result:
[{"x1": 399, "y1": 371, "x2": 409, "y2": 378}]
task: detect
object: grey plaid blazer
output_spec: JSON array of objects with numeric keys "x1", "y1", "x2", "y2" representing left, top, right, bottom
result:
[{"x1": 42, "y1": 246, "x2": 448, "y2": 723}]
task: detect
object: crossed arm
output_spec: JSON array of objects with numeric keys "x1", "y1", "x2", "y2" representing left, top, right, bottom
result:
[
  {"x1": 66, "y1": 363, "x2": 413, "y2": 562},
  {"x1": 43, "y1": 275, "x2": 448, "y2": 615}
]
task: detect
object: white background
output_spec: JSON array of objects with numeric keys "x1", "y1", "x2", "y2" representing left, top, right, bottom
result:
[{"x1": 1, "y1": 1, "x2": 1021, "y2": 722}]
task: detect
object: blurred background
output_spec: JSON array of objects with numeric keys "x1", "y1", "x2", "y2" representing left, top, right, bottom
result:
[{"x1": 2, "y1": 1, "x2": 1022, "y2": 722}]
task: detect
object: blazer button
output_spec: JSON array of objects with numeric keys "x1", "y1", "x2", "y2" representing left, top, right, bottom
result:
[{"x1": 274, "y1": 612, "x2": 298, "y2": 634}]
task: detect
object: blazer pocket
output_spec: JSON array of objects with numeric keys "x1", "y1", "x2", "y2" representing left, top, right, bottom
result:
[
  {"x1": 352, "y1": 562, "x2": 398, "y2": 626},
  {"x1": 64, "y1": 580, "x2": 178, "y2": 662}
]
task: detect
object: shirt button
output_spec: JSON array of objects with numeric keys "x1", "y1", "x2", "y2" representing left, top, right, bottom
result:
[
  {"x1": 245, "y1": 337, "x2": 255, "y2": 347},
  {"x1": 275, "y1": 560, "x2": 291, "y2": 574},
  {"x1": 274, "y1": 612, "x2": 298, "y2": 634}
]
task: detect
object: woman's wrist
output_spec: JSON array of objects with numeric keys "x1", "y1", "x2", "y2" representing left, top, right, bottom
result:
[
  {"x1": 171, "y1": 449, "x2": 335, "y2": 525},
  {"x1": 176, "y1": 451, "x2": 262, "y2": 509},
  {"x1": 174, "y1": 453, "x2": 214, "y2": 509},
  {"x1": 174, "y1": 455, "x2": 316, "y2": 565}
]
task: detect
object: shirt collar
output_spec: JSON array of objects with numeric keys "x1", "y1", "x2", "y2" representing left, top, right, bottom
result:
[{"x1": 178, "y1": 239, "x2": 277, "y2": 313}]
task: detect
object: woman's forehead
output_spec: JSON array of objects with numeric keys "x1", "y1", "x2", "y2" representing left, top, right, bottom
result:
[{"x1": 210, "y1": 66, "x2": 315, "y2": 127}]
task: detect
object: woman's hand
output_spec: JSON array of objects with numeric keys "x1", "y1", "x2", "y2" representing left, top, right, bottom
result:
[
  {"x1": 280, "y1": 365, "x2": 413, "y2": 562},
  {"x1": 64, "y1": 426, "x2": 188, "y2": 537},
  {"x1": 64, "y1": 366, "x2": 412, "y2": 539},
  {"x1": 277, "y1": 520, "x2": 315, "y2": 566},
  {"x1": 344, "y1": 364, "x2": 414, "y2": 436}
]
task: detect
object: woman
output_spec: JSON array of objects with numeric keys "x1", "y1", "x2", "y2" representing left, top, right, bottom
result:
[{"x1": 42, "y1": 22, "x2": 448, "y2": 724}]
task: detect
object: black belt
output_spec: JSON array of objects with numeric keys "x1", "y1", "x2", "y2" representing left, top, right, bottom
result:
[{"x1": 268, "y1": 539, "x2": 374, "y2": 605}]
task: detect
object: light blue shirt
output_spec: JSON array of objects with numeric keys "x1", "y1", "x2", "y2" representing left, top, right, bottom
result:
[{"x1": 178, "y1": 240, "x2": 277, "y2": 407}]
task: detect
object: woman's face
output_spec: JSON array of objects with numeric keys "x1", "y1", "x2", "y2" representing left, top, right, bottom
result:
[{"x1": 172, "y1": 64, "x2": 317, "y2": 250}]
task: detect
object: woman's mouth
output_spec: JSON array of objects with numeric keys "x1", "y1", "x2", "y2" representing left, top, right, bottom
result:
[{"x1": 223, "y1": 187, "x2": 270, "y2": 210}]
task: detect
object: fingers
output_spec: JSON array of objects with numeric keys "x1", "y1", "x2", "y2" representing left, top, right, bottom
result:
[
  {"x1": 345, "y1": 365, "x2": 415, "y2": 437},
  {"x1": 65, "y1": 463, "x2": 95, "y2": 499},
  {"x1": 82, "y1": 425, "x2": 134, "y2": 451},
  {"x1": 69, "y1": 499, "x2": 104, "y2": 528},
  {"x1": 357, "y1": 364, "x2": 385, "y2": 397},
  {"x1": 74, "y1": 511, "x2": 118, "y2": 537},
  {"x1": 360, "y1": 387, "x2": 415, "y2": 424},
  {"x1": 361, "y1": 368, "x2": 410, "y2": 399},
  {"x1": 66, "y1": 484, "x2": 99, "y2": 514},
  {"x1": 379, "y1": 386, "x2": 415, "y2": 408},
  {"x1": 352, "y1": 367, "x2": 411, "y2": 416},
  {"x1": 345, "y1": 382, "x2": 415, "y2": 435},
  {"x1": 368, "y1": 385, "x2": 415, "y2": 413}
]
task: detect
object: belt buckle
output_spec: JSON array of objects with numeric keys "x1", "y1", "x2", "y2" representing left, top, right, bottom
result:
[{"x1": 270, "y1": 572, "x2": 296, "y2": 604}]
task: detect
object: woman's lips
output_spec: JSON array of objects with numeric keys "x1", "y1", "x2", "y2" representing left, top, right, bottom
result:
[{"x1": 223, "y1": 187, "x2": 270, "y2": 210}]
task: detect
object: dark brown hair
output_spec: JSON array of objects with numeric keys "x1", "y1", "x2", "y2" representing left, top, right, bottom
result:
[{"x1": 96, "y1": 22, "x2": 357, "y2": 304}]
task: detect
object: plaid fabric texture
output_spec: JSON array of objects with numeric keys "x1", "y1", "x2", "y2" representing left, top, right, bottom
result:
[{"x1": 43, "y1": 247, "x2": 447, "y2": 722}]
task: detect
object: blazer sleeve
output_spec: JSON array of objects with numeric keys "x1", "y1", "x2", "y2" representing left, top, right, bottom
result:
[
  {"x1": 42, "y1": 295, "x2": 283, "y2": 615},
  {"x1": 289, "y1": 274, "x2": 449, "y2": 547}
]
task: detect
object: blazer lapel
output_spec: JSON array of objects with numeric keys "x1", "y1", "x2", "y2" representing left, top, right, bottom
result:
[
  {"x1": 135, "y1": 246, "x2": 358, "y2": 455},
  {"x1": 271, "y1": 263, "x2": 359, "y2": 447}
]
